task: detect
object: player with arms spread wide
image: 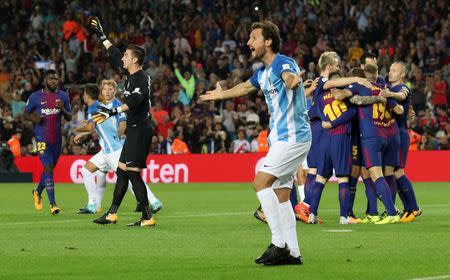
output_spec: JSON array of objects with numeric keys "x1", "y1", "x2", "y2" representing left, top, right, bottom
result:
[{"x1": 201, "y1": 21, "x2": 310, "y2": 266}]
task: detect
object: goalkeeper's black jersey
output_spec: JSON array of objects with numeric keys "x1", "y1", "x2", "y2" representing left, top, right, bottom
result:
[{"x1": 107, "y1": 46, "x2": 151, "y2": 126}]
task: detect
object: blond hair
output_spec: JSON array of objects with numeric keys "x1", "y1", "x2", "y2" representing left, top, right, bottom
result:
[
  {"x1": 99, "y1": 79, "x2": 117, "y2": 103},
  {"x1": 318, "y1": 51, "x2": 339, "y2": 72}
]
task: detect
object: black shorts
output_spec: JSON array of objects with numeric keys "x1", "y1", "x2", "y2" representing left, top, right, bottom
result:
[{"x1": 119, "y1": 119, "x2": 153, "y2": 168}]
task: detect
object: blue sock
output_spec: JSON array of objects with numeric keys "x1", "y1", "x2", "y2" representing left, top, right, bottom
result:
[
  {"x1": 348, "y1": 176, "x2": 358, "y2": 215},
  {"x1": 373, "y1": 177, "x2": 397, "y2": 216},
  {"x1": 363, "y1": 178, "x2": 378, "y2": 215},
  {"x1": 309, "y1": 181, "x2": 325, "y2": 215},
  {"x1": 397, "y1": 188, "x2": 409, "y2": 211},
  {"x1": 338, "y1": 182, "x2": 350, "y2": 217},
  {"x1": 303, "y1": 173, "x2": 315, "y2": 205},
  {"x1": 36, "y1": 172, "x2": 46, "y2": 194},
  {"x1": 44, "y1": 172, "x2": 56, "y2": 205},
  {"x1": 385, "y1": 175, "x2": 397, "y2": 205},
  {"x1": 290, "y1": 181, "x2": 298, "y2": 209},
  {"x1": 397, "y1": 175, "x2": 419, "y2": 211}
]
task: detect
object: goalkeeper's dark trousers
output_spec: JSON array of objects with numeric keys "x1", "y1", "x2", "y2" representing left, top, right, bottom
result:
[{"x1": 108, "y1": 168, "x2": 152, "y2": 220}]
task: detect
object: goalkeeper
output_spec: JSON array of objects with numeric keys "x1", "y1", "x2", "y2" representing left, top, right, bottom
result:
[{"x1": 89, "y1": 17, "x2": 155, "y2": 227}]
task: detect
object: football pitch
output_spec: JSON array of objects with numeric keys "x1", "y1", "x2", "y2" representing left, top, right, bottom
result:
[{"x1": 0, "y1": 182, "x2": 449, "y2": 280}]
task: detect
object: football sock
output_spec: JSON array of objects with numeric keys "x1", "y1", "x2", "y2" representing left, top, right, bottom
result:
[
  {"x1": 43, "y1": 171, "x2": 55, "y2": 205},
  {"x1": 81, "y1": 167, "x2": 96, "y2": 206},
  {"x1": 279, "y1": 201, "x2": 300, "y2": 258},
  {"x1": 36, "y1": 172, "x2": 45, "y2": 194},
  {"x1": 338, "y1": 182, "x2": 350, "y2": 217},
  {"x1": 108, "y1": 168, "x2": 129, "y2": 214},
  {"x1": 363, "y1": 178, "x2": 378, "y2": 215},
  {"x1": 303, "y1": 173, "x2": 316, "y2": 206},
  {"x1": 127, "y1": 181, "x2": 158, "y2": 205},
  {"x1": 290, "y1": 182, "x2": 298, "y2": 208},
  {"x1": 309, "y1": 181, "x2": 325, "y2": 216},
  {"x1": 256, "y1": 188, "x2": 285, "y2": 248},
  {"x1": 127, "y1": 170, "x2": 152, "y2": 220},
  {"x1": 385, "y1": 175, "x2": 397, "y2": 205},
  {"x1": 95, "y1": 171, "x2": 107, "y2": 209},
  {"x1": 348, "y1": 176, "x2": 358, "y2": 215},
  {"x1": 373, "y1": 177, "x2": 397, "y2": 216},
  {"x1": 298, "y1": 184, "x2": 305, "y2": 202},
  {"x1": 397, "y1": 175, "x2": 419, "y2": 211}
]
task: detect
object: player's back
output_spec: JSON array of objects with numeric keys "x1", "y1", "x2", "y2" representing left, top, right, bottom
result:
[
  {"x1": 316, "y1": 88, "x2": 355, "y2": 136},
  {"x1": 250, "y1": 54, "x2": 310, "y2": 144},
  {"x1": 349, "y1": 82, "x2": 397, "y2": 138}
]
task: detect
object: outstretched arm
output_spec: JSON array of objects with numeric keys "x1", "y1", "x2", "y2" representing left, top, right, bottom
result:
[
  {"x1": 199, "y1": 81, "x2": 257, "y2": 101},
  {"x1": 324, "y1": 77, "x2": 372, "y2": 90},
  {"x1": 349, "y1": 95, "x2": 387, "y2": 105}
]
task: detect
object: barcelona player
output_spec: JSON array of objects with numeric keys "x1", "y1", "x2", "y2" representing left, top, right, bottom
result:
[
  {"x1": 381, "y1": 62, "x2": 421, "y2": 222},
  {"x1": 25, "y1": 70, "x2": 72, "y2": 215}
]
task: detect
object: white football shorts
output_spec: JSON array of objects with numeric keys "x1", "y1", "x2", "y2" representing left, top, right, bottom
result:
[
  {"x1": 89, "y1": 148, "x2": 122, "y2": 172},
  {"x1": 259, "y1": 141, "x2": 311, "y2": 189}
]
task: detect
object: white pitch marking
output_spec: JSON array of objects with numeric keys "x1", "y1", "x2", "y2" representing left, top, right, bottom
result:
[
  {"x1": 323, "y1": 229, "x2": 353, "y2": 233},
  {"x1": 409, "y1": 275, "x2": 450, "y2": 280}
]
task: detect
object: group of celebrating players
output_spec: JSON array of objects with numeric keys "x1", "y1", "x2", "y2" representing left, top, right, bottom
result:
[{"x1": 26, "y1": 17, "x2": 421, "y2": 266}]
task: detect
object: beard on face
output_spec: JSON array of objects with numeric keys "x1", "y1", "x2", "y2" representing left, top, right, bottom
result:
[{"x1": 251, "y1": 46, "x2": 266, "y2": 61}]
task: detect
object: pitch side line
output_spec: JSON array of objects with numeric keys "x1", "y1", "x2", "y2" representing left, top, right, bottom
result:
[{"x1": 410, "y1": 275, "x2": 450, "y2": 280}]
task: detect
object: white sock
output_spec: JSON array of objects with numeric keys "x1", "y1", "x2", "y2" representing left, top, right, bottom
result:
[
  {"x1": 81, "y1": 167, "x2": 96, "y2": 206},
  {"x1": 144, "y1": 183, "x2": 158, "y2": 205},
  {"x1": 279, "y1": 201, "x2": 301, "y2": 258},
  {"x1": 256, "y1": 188, "x2": 285, "y2": 248},
  {"x1": 298, "y1": 185, "x2": 305, "y2": 202},
  {"x1": 95, "y1": 171, "x2": 107, "y2": 209}
]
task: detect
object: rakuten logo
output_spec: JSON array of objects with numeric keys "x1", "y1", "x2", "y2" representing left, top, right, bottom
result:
[
  {"x1": 70, "y1": 159, "x2": 189, "y2": 184},
  {"x1": 41, "y1": 108, "x2": 60, "y2": 115}
]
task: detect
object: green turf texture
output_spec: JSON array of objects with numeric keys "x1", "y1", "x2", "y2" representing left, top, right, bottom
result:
[{"x1": 0, "y1": 182, "x2": 449, "y2": 280}]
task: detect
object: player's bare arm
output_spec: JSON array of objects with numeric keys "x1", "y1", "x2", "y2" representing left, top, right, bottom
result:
[
  {"x1": 380, "y1": 87, "x2": 408, "y2": 101},
  {"x1": 75, "y1": 121, "x2": 95, "y2": 133},
  {"x1": 199, "y1": 80, "x2": 257, "y2": 101},
  {"x1": 350, "y1": 95, "x2": 387, "y2": 105},
  {"x1": 304, "y1": 78, "x2": 319, "y2": 97},
  {"x1": 392, "y1": 104, "x2": 404, "y2": 115},
  {"x1": 281, "y1": 70, "x2": 306, "y2": 90},
  {"x1": 330, "y1": 88, "x2": 353, "y2": 100},
  {"x1": 73, "y1": 132, "x2": 90, "y2": 144},
  {"x1": 118, "y1": 121, "x2": 126, "y2": 137},
  {"x1": 324, "y1": 77, "x2": 371, "y2": 90}
]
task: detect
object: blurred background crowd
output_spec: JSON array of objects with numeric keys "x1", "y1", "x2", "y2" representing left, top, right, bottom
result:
[{"x1": 0, "y1": 0, "x2": 449, "y2": 160}]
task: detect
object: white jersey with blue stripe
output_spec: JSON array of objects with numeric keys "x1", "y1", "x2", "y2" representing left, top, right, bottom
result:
[
  {"x1": 250, "y1": 54, "x2": 311, "y2": 144},
  {"x1": 88, "y1": 99, "x2": 126, "y2": 154}
]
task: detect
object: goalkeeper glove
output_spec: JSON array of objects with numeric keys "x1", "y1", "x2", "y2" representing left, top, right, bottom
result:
[
  {"x1": 92, "y1": 105, "x2": 121, "y2": 124},
  {"x1": 89, "y1": 16, "x2": 107, "y2": 42}
]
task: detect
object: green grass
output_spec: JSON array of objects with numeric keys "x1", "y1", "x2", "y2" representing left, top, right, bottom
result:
[{"x1": 0, "y1": 182, "x2": 449, "y2": 280}]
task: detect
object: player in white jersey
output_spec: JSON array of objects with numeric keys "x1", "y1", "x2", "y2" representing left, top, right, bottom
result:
[
  {"x1": 74, "y1": 81, "x2": 162, "y2": 214},
  {"x1": 200, "y1": 21, "x2": 311, "y2": 266}
]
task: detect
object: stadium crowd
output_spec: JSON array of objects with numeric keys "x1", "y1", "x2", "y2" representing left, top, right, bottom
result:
[{"x1": 0, "y1": 0, "x2": 449, "y2": 157}]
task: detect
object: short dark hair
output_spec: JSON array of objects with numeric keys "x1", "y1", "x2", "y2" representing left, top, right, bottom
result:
[
  {"x1": 127, "y1": 44, "x2": 146, "y2": 65},
  {"x1": 360, "y1": 52, "x2": 377, "y2": 65},
  {"x1": 363, "y1": 64, "x2": 378, "y2": 76},
  {"x1": 348, "y1": 67, "x2": 365, "y2": 78},
  {"x1": 44, "y1": 69, "x2": 57, "y2": 77},
  {"x1": 329, "y1": 71, "x2": 343, "y2": 80},
  {"x1": 251, "y1": 21, "x2": 281, "y2": 53},
  {"x1": 84, "y1": 83, "x2": 99, "y2": 100}
]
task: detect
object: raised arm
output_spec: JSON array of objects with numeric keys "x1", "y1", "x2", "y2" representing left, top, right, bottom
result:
[
  {"x1": 281, "y1": 70, "x2": 306, "y2": 90},
  {"x1": 349, "y1": 95, "x2": 387, "y2": 105},
  {"x1": 199, "y1": 81, "x2": 257, "y2": 101},
  {"x1": 89, "y1": 17, "x2": 123, "y2": 70}
]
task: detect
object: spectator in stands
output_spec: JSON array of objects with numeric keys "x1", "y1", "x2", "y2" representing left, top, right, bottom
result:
[{"x1": 172, "y1": 131, "x2": 190, "y2": 154}]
